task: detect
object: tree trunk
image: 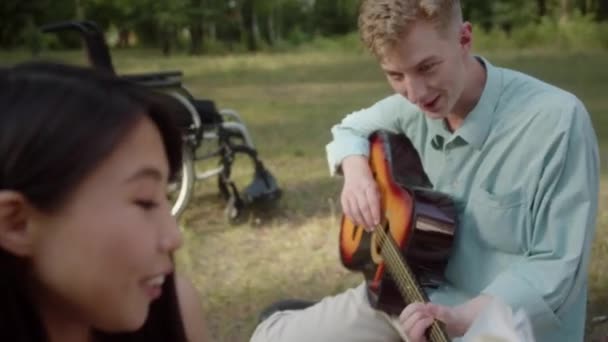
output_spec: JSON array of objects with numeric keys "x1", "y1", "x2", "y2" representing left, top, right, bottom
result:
[
  {"x1": 190, "y1": 23, "x2": 204, "y2": 55},
  {"x1": 253, "y1": 12, "x2": 260, "y2": 46},
  {"x1": 117, "y1": 28, "x2": 130, "y2": 48},
  {"x1": 599, "y1": 0, "x2": 608, "y2": 20},
  {"x1": 275, "y1": 2, "x2": 282, "y2": 41},
  {"x1": 209, "y1": 22, "x2": 216, "y2": 41},
  {"x1": 241, "y1": 0, "x2": 258, "y2": 51},
  {"x1": 189, "y1": 0, "x2": 205, "y2": 55},
  {"x1": 161, "y1": 26, "x2": 173, "y2": 57},
  {"x1": 265, "y1": 11, "x2": 275, "y2": 46},
  {"x1": 75, "y1": 0, "x2": 85, "y2": 20},
  {"x1": 560, "y1": 0, "x2": 572, "y2": 21},
  {"x1": 579, "y1": 0, "x2": 588, "y2": 14},
  {"x1": 537, "y1": 0, "x2": 547, "y2": 17}
]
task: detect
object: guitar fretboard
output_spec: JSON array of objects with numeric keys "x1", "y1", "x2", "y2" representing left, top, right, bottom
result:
[{"x1": 375, "y1": 227, "x2": 450, "y2": 342}]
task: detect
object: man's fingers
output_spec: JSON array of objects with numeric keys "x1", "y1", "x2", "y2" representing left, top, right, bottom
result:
[
  {"x1": 427, "y1": 304, "x2": 451, "y2": 323},
  {"x1": 399, "y1": 302, "x2": 426, "y2": 323},
  {"x1": 341, "y1": 193, "x2": 352, "y2": 221},
  {"x1": 365, "y1": 185, "x2": 381, "y2": 226},
  {"x1": 341, "y1": 176, "x2": 381, "y2": 230},
  {"x1": 409, "y1": 316, "x2": 434, "y2": 342},
  {"x1": 398, "y1": 303, "x2": 433, "y2": 342},
  {"x1": 354, "y1": 191, "x2": 374, "y2": 229},
  {"x1": 401, "y1": 310, "x2": 427, "y2": 334},
  {"x1": 346, "y1": 196, "x2": 365, "y2": 228}
]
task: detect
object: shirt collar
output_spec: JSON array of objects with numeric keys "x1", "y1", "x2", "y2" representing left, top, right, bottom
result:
[
  {"x1": 427, "y1": 56, "x2": 503, "y2": 150},
  {"x1": 455, "y1": 56, "x2": 503, "y2": 150}
]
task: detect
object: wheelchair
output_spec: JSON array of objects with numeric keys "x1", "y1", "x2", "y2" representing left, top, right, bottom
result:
[{"x1": 40, "y1": 20, "x2": 281, "y2": 221}]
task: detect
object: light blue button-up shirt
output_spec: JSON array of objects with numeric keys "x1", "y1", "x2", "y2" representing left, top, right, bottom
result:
[{"x1": 326, "y1": 57, "x2": 599, "y2": 341}]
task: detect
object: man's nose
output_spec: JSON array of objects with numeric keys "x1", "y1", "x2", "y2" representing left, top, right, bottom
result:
[{"x1": 402, "y1": 77, "x2": 427, "y2": 105}]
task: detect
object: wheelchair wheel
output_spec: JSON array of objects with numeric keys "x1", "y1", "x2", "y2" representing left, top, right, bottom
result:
[{"x1": 168, "y1": 145, "x2": 195, "y2": 218}]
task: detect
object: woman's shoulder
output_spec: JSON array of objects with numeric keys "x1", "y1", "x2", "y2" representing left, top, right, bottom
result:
[{"x1": 175, "y1": 274, "x2": 210, "y2": 342}]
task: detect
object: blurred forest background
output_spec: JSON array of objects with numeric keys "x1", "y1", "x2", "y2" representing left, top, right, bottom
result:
[{"x1": 2, "y1": 0, "x2": 608, "y2": 54}]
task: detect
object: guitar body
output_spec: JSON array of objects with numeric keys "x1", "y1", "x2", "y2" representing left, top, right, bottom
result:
[{"x1": 340, "y1": 131, "x2": 458, "y2": 316}]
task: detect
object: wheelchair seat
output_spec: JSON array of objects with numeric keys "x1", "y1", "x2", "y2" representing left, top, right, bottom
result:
[{"x1": 192, "y1": 99, "x2": 223, "y2": 125}]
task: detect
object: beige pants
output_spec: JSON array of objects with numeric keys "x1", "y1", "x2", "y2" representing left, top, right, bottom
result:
[{"x1": 250, "y1": 282, "x2": 409, "y2": 342}]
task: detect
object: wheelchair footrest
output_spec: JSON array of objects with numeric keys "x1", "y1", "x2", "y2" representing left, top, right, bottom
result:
[{"x1": 242, "y1": 166, "x2": 282, "y2": 204}]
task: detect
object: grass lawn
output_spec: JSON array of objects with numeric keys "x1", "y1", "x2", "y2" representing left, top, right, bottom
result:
[{"x1": 2, "y1": 47, "x2": 607, "y2": 341}]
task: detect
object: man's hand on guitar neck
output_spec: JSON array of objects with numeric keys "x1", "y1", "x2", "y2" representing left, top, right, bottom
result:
[
  {"x1": 341, "y1": 155, "x2": 381, "y2": 231},
  {"x1": 398, "y1": 295, "x2": 494, "y2": 342}
]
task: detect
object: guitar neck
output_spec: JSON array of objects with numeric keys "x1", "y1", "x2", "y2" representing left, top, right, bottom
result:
[{"x1": 376, "y1": 228, "x2": 450, "y2": 342}]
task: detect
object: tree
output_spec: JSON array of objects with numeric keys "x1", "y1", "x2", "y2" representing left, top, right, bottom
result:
[
  {"x1": 560, "y1": 0, "x2": 573, "y2": 20},
  {"x1": 598, "y1": 0, "x2": 608, "y2": 20},
  {"x1": 491, "y1": 0, "x2": 537, "y2": 33},
  {"x1": 0, "y1": 0, "x2": 82, "y2": 49},
  {"x1": 537, "y1": 0, "x2": 547, "y2": 17},
  {"x1": 189, "y1": 0, "x2": 206, "y2": 54},
  {"x1": 241, "y1": 0, "x2": 260, "y2": 51},
  {"x1": 3, "y1": 0, "x2": 607, "y2": 52},
  {"x1": 85, "y1": 0, "x2": 139, "y2": 47},
  {"x1": 313, "y1": 0, "x2": 358, "y2": 36}
]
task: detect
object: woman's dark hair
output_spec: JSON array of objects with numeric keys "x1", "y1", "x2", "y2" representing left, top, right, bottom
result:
[{"x1": 0, "y1": 62, "x2": 187, "y2": 341}]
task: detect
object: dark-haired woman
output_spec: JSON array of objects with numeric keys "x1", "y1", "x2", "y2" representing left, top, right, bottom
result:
[{"x1": 0, "y1": 62, "x2": 208, "y2": 342}]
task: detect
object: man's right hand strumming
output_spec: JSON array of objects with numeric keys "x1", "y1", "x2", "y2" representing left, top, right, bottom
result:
[{"x1": 340, "y1": 155, "x2": 382, "y2": 232}]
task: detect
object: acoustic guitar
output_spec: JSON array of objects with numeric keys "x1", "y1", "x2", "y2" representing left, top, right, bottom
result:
[{"x1": 339, "y1": 131, "x2": 458, "y2": 342}]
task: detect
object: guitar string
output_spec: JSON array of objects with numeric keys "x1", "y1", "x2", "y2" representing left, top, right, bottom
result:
[
  {"x1": 379, "y1": 230, "x2": 447, "y2": 342},
  {"x1": 377, "y1": 228, "x2": 447, "y2": 342},
  {"x1": 376, "y1": 227, "x2": 424, "y2": 300},
  {"x1": 375, "y1": 227, "x2": 448, "y2": 342},
  {"x1": 376, "y1": 229, "x2": 442, "y2": 342},
  {"x1": 376, "y1": 228, "x2": 446, "y2": 342}
]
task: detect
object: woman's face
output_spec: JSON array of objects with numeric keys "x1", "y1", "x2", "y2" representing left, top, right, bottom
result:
[{"x1": 28, "y1": 116, "x2": 182, "y2": 332}]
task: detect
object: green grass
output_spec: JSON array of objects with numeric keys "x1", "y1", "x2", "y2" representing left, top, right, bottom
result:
[{"x1": 2, "y1": 47, "x2": 608, "y2": 341}]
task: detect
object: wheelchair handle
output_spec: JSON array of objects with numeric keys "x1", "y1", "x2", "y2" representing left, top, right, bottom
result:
[
  {"x1": 40, "y1": 20, "x2": 101, "y2": 35},
  {"x1": 40, "y1": 20, "x2": 116, "y2": 74}
]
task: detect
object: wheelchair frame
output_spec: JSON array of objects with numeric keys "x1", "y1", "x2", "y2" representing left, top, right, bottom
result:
[{"x1": 40, "y1": 20, "x2": 281, "y2": 220}]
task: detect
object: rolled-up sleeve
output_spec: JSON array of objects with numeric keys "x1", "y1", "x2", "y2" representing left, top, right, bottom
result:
[
  {"x1": 325, "y1": 95, "x2": 413, "y2": 176},
  {"x1": 481, "y1": 100, "x2": 600, "y2": 329}
]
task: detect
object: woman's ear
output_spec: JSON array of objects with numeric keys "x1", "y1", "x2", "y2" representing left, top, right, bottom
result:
[{"x1": 0, "y1": 191, "x2": 34, "y2": 257}]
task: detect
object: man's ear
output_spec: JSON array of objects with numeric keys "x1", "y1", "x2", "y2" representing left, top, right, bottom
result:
[
  {"x1": 0, "y1": 191, "x2": 34, "y2": 257},
  {"x1": 460, "y1": 21, "x2": 473, "y2": 52}
]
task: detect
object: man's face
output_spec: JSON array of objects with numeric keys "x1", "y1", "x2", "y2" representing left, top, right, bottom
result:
[{"x1": 380, "y1": 20, "x2": 472, "y2": 119}]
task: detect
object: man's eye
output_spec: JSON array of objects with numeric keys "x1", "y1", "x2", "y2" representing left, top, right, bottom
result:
[
  {"x1": 135, "y1": 200, "x2": 158, "y2": 210},
  {"x1": 420, "y1": 63, "x2": 436, "y2": 73},
  {"x1": 388, "y1": 73, "x2": 403, "y2": 81}
]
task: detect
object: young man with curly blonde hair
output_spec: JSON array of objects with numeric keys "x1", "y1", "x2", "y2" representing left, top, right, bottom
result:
[{"x1": 250, "y1": 1, "x2": 599, "y2": 341}]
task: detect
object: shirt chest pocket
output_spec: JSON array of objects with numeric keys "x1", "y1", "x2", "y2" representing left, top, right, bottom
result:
[{"x1": 466, "y1": 186, "x2": 529, "y2": 254}]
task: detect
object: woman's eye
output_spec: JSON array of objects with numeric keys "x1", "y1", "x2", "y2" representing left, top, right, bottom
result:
[{"x1": 135, "y1": 200, "x2": 158, "y2": 210}]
